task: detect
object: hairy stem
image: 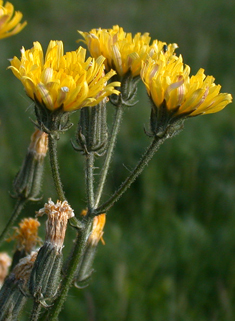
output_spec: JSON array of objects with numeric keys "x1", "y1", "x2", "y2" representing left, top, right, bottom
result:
[
  {"x1": 0, "y1": 198, "x2": 27, "y2": 247},
  {"x1": 48, "y1": 135, "x2": 65, "y2": 202},
  {"x1": 94, "y1": 105, "x2": 123, "y2": 208},
  {"x1": 95, "y1": 136, "x2": 166, "y2": 215},
  {"x1": 45, "y1": 217, "x2": 93, "y2": 321},
  {"x1": 86, "y1": 152, "x2": 95, "y2": 210},
  {"x1": 29, "y1": 301, "x2": 41, "y2": 321}
]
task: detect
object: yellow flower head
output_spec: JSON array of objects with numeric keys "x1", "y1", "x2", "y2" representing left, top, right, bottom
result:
[
  {"x1": 141, "y1": 54, "x2": 232, "y2": 120},
  {"x1": 0, "y1": 1, "x2": 27, "y2": 39},
  {"x1": 79, "y1": 25, "x2": 177, "y2": 78},
  {"x1": 8, "y1": 218, "x2": 41, "y2": 253},
  {"x1": 8, "y1": 41, "x2": 120, "y2": 111}
]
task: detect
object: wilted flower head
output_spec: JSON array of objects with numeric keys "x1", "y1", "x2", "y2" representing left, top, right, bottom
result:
[
  {"x1": 81, "y1": 210, "x2": 106, "y2": 246},
  {"x1": 8, "y1": 41, "x2": 120, "y2": 111},
  {"x1": 36, "y1": 198, "x2": 74, "y2": 249},
  {"x1": 8, "y1": 218, "x2": 41, "y2": 254},
  {"x1": 0, "y1": 253, "x2": 11, "y2": 288},
  {"x1": 28, "y1": 129, "x2": 48, "y2": 160},
  {"x1": 0, "y1": 252, "x2": 37, "y2": 320},
  {"x1": 0, "y1": 1, "x2": 27, "y2": 39},
  {"x1": 89, "y1": 214, "x2": 106, "y2": 246},
  {"x1": 12, "y1": 251, "x2": 38, "y2": 288},
  {"x1": 141, "y1": 54, "x2": 232, "y2": 136},
  {"x1": 79, "y1": 25, "x2": 154, "y2": 77}
]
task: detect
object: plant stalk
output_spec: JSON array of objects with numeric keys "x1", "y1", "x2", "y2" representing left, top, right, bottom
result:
[
  {"x1": 94, "y1": 105, "x2": 123, "y2": 208},
  {"x1": 0, "y1": 198, "x2": 27, "y2": 246},
  {"x1": 48, "y1": 135, "x2": 65, "y2": 202},
  {"x1": 86, "y1": 152, "x2": 95, "y2": 210},
  {"x1": 45, "y1": 217, "x2": 93, "y2": 321},
  {"x1": 95, "y1": 135, "x2": 166, "y2": 214},
  {"x1": 29, "y1": 301, "x2": 41, "y2": 321}
]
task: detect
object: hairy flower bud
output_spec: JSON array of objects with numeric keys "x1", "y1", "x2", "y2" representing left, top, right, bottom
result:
[
  {"x1": 74, "y1": 99, "x2": 108, "y2": 156},
  {"x1": 75, "y1": 213, "x2": 105, "y2": 287},
  {"x1": 13, "y1": 129, "x2": 48, "y2": 200}
]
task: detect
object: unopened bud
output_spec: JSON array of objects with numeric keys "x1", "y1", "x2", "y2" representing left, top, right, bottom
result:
[
  {"x1": 75, "y1": 213, "x2": 105, "y2": 287},
  {"x1": 29, "y1": 199, "x2": 74, "y2": 303},
  {"x1": 73, "y1": 101, "x2": 108, "y2": 156},
  {"x1": 13, "y1": 129, "x2": 48, "y2": 200},
  {"x1": 88, "y1": 213, "x2": 106, "y2": 247}
]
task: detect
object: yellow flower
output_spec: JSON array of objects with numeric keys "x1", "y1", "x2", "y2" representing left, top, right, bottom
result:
[
  {"x1": 79, "y1": 25, "x2": 177, "y2": 78},
  {"x1": 0, "y1": 1, "x2": 27, "y2": 39},
  {"x1": 141, "y1": 54, "x2": 232, "y2": 120},
  {"x1": 8, "y1": 41, "x2": 120, "y2": 111},
  {"x1": 7, "y1": 218, "x2": 41, "y2": 253}
]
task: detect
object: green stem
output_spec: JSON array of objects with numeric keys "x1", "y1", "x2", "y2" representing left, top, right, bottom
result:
[
  {"x1": 94, "y1": 105, "x2": 123, "y2": 208},
  {"x1": 46, "y1": 217, "x2": 93, "y2": 321},
  {"x1": 95, "y1": 136, "x2": 166, "y2": 215},
  {"x1": 48, "y1": 135, "x2": 65, "y2": 202},
  {"x1": 29, "y1": 301, "x2": 41, "y2": 321},
  {"x1": 86, "y1": 152, "x2": 95, "y2": 210},
  {"x1": 45, "y1": 149, "x2": 96, "y2": 320},
  {"x1": 0, "y1": 198, "x2": 27, "y2": 247}
]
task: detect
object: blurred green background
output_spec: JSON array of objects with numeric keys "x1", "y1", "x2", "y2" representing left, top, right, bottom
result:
[{"x1": 0, "y1": 0, "x2": 235, "y2": 320}]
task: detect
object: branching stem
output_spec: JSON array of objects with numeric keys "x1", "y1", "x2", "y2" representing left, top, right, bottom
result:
[{"x1": 95, "y1": 135, "x2": 166, "y2": 214}]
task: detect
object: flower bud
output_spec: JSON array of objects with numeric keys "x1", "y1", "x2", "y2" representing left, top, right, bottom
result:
[
  {"x1": 74, "y1": 99, "x2": 108, "y2": 157},
  {"x1": 29, "y1": 199, "x2": 74, "y2": 303},
  {"x1": 75, "y1": 213, "x2": 105, "y2": 287},
  {"x1": 13, "y1": 129, "x2": 48, "y2": 200}
]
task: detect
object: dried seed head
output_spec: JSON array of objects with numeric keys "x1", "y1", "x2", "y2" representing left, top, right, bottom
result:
[
  {"x1": 0, "y1": 251, "x2": 37, "y2": 320},
  {"x1": 28, "y1": 129, "x2": 48, "y2": 160},
  {"x1": 8, "y1": 218, "x2": 41, "y2": 254},
  {"x1": 36, "y1": 198, "x2": 74, "y2": 249},
  {"x1": 0, "y1": 253, "x2": 11, "y2": 288}
]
